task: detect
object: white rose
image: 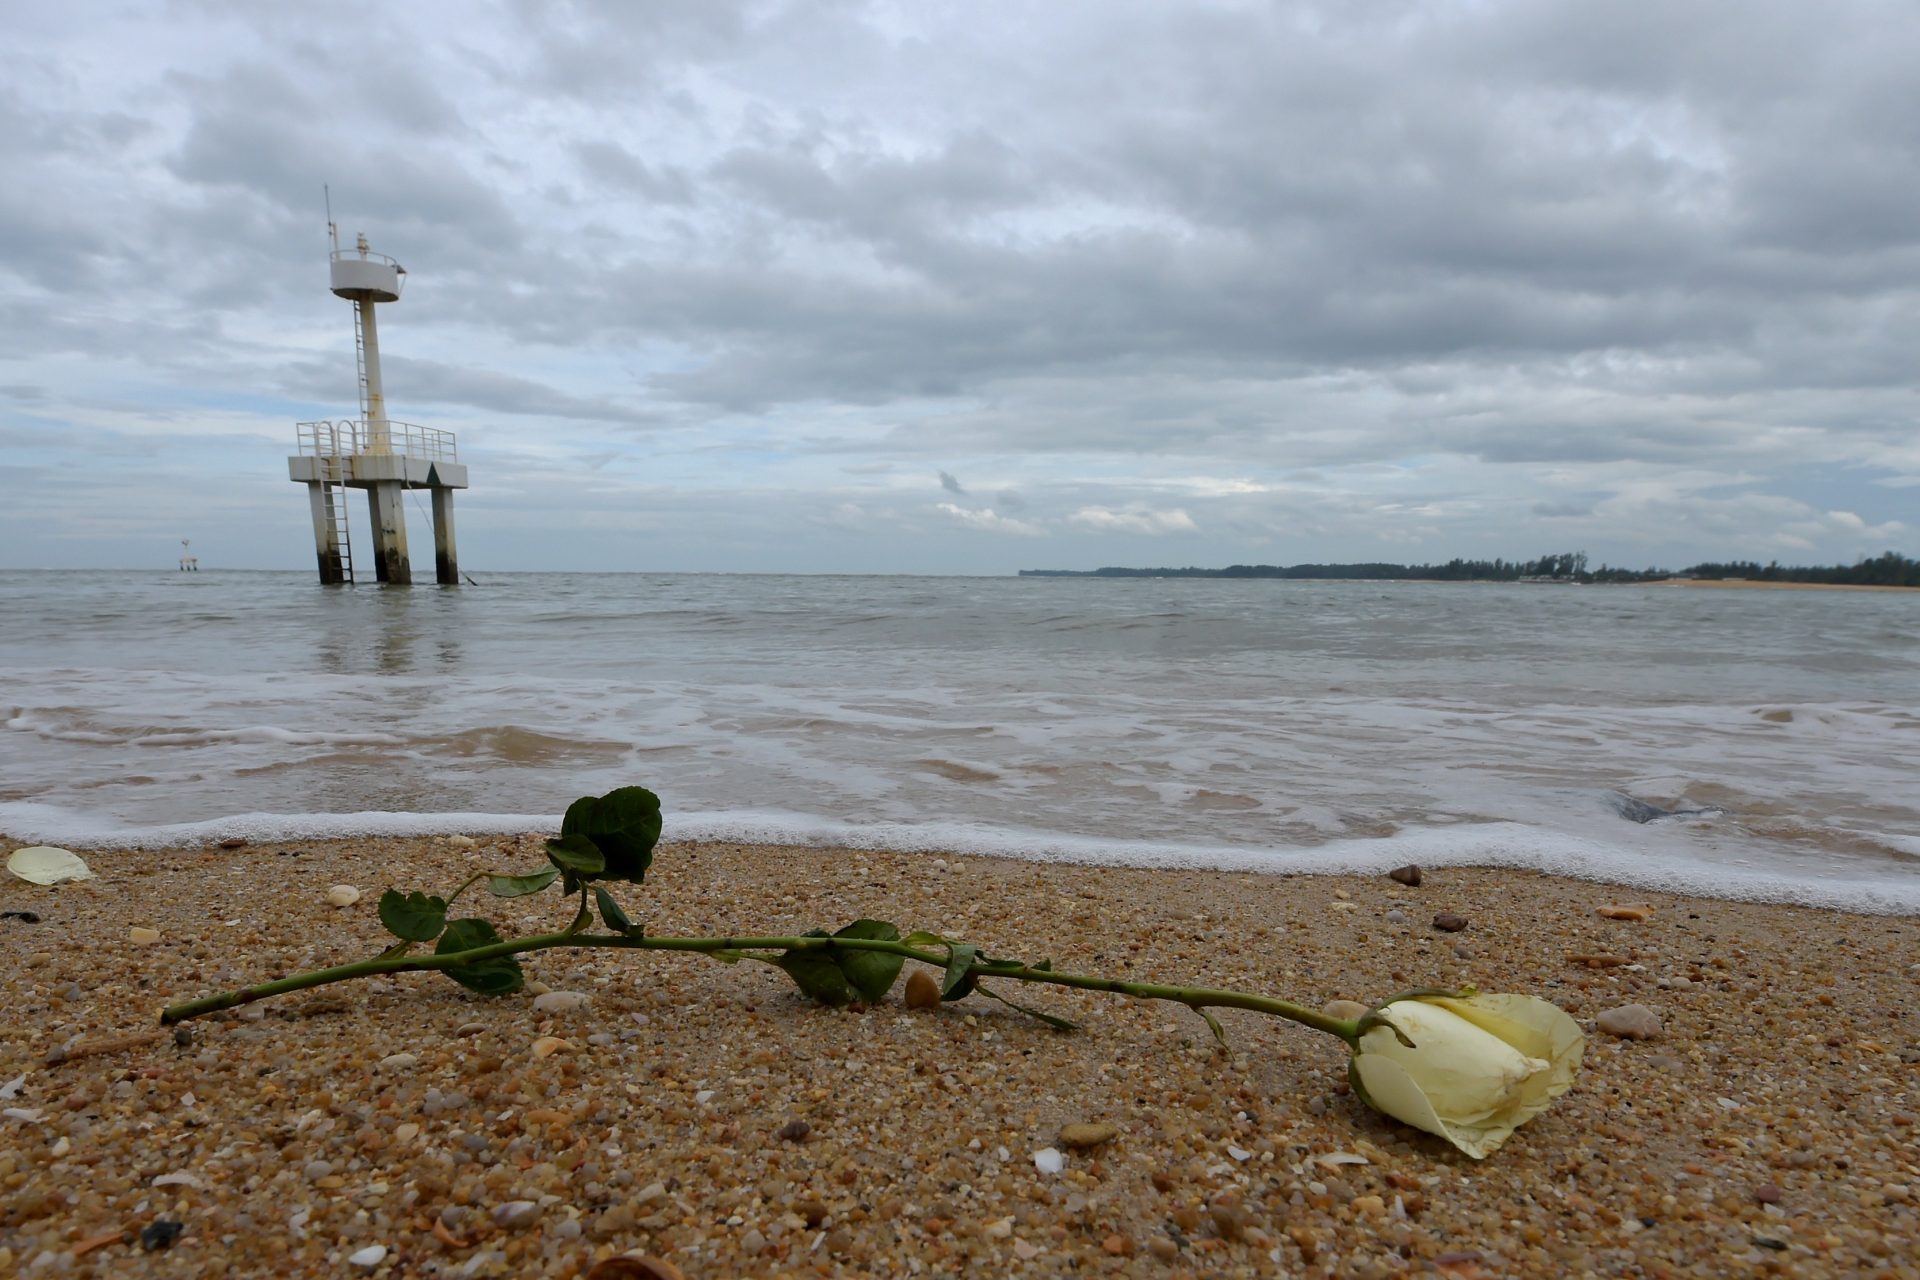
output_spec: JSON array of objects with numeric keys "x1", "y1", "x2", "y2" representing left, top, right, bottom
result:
[{"x1": 1348, "y1": 993, "x2": 1585, "y2": 1159}]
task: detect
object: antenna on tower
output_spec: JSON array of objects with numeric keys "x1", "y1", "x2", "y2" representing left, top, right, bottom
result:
[{"x1": 324, "y1": 183, "x2": 339, "y2": 254}]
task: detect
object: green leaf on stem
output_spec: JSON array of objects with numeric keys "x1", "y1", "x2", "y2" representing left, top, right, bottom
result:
[
  {"x1": 433, "y1": 918, "x2": 524, "y2": 996},
  {"x1": 544, "y1": 835, "x2": 606, "y2": 875},
  {"x1": 941, "y1": 942, "x2": 979, "y2": 1001},
  {"x1": 557, "y1": 786, "x2": 663, "y2": 885},
  {"x1": 773, "y1": 930, "x2": 855, "y2": 1006},
  {"x1": 832, "y1": 919, "x2": 903, "y2": 1002},
  {"x1": 593, "y1": 887, "x2": 638, "y2": 935},
  {"x1": 487, "y1": 867, "x2": 560, "y2": 898},
  {"x1": 377, "y1": 890, "x2": 448, "y2": 943},
  {"x1": 1197, "y1": 1007, "x2": 1228, "y2": 1048}
]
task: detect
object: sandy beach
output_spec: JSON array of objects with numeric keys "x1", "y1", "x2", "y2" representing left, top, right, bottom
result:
[{"x1": 2, "y1": 834, "x2": 1916, "y2": 1279}]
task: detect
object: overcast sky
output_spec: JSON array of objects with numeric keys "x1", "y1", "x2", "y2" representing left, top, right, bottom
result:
[{"x1": 3, "y1": 1, "x2": 1917, "y2": 575}]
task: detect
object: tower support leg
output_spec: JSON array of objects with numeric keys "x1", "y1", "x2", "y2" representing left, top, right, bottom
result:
[
  {"x1": 431, "y1": 487, "x2": 460, "y2": 585},
  {"x1": 306, "y1": 482, "x2": 345, "y2": 584},
  {"x1": 367, "y1": 482, "x2": 412, "y2": 584}
]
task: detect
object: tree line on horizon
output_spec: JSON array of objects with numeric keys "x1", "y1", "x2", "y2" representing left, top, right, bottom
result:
[{"x1": 1018, "y1": 550, "x2": 1920, "y2": 587}]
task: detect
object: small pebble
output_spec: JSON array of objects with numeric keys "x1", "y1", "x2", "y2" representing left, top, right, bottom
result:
[
  {"x1": 326, "y1": 885, "x2": 361, "y2": 907},
  {"x1": 379, "y1": 1052, "x2": 418, "y2": 1071},
  {"x1": 1755, "y1": 1184, "x2": 1783, "y2": 1205},
  {"x1": 1384, "y1": 909, "x2": 1407, "y2": 924},
  {"x1": 1033, "y1": 1147, "x2": 1065, "y2": 1174},
  {"x1": 217, "y1": 837, "x2": 248, "y2": 850},
  {"x1": 129, "y1": 926, "x2": 162, "y2": 945},
  {"x1": 347, "y1": 1244, "x2": 387, "y2": 1270},
  {"x1": 533, "y1": 990, "x2": 590, "y2": 1014},
  {"x1": 1432, "y1": 912, "x2": 1469, "y2": 932},
  {"x1": 1388, "y1": 864, "x2": 1422, "y2": 886},
  {"x1": 531, "y1": 1036, "x2": 573, "y2": 1058},
  {"x1": 1059, "y1": 1122, "x2": 1118, "y2": 1150},
  {"x1": 140, "y1": 1220, "x2": 184, "y2": 1251},
  {"x1": 491, "y1": 1200, "x2": 540, "y2": 1228},
  {"x1": 1596, "y1": 1004, "x2": 1663, "y2": 1040},
  {"x1": 903, "y1": 970, "x2": 941, "y2": 1009},
  {"x1": 776, "y1": 1119, "x2": 812, "y2": 1142}
]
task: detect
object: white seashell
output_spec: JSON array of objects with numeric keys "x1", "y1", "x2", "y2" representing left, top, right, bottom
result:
[
  {"x1": 326, "y1": 884, "x2": 361, "y2": 907},
  {"x1": 347, "y1": 1244, "x2": 387, "y2": 1269},
  {"x1": 4, "y1": 1107, "x2": 45, "y2": 1122},
  {"x1": 1032, "y1": 1147, "x2": 1065, "y2": 1174},
  {"x1": 152, "y1": 1171, "x2": 204, "y2": 1188},
  {"x1": 1, "y1": 1072, "x2": 27, "y2": 1100},
  {"x1": 1316, "y1": 1151, "x2": 1371, "y2": 1167},
  {"x1": 7, "y1": 846, "x2": 96, "y2": 884}
]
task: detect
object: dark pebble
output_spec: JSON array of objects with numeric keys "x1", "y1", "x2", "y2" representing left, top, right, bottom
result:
[
  {"x1": 1388, "y1": 865, "x2": 1422, "y2": 887},
  {"x1": 174, "y1": 1027, "x2": 194, "y2": 1048},
  {"x1": 217, "y1": 837, "x2": 248, "y2": 849},
  {"x1": 1754, "y1": 1184, "x2": 1783, "y2": 1204},
  {"x1": 776, "y1": 1119, "x2": 811, "y2": 1142},
  {"x1": 1752, "y1": 1236, "x2": 1788, "y2": 1251},
  {"x1": 1432, "y1": 912, "x2": 1469, "y2": 932},
  {"x1": 0, "y1": 911, "x2": 41, "y2": 923},
  {"x1": 141, "y1": 1220, "x2": 185, "y2": 1251}
]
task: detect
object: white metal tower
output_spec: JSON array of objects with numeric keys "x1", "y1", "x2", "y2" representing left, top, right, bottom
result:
[{"x1": 287, "y1": 218, "x2": 467, "y2": 585}]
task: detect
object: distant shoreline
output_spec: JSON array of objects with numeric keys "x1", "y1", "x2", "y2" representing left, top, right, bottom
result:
[{"x1": 1647, "y1": 577, "x2": 1920, "y2": 593}]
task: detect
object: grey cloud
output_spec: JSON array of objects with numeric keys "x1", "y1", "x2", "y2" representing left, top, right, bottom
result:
[
  {"x1": 5, "y1": 0, "x2": 1918, "y2": 572},
  {"x1": 938, "y1": 470, "x2": 965, "y2": 495},
  {"x1": 274, "y1": 355, "x2": 652, "y2": 426},
  {"x1": 574, "y1": 141, "x2": 695, "y2": 204},
  {"x1": 1532, "y1": 501, "x2": 1595, "y2": 519}
]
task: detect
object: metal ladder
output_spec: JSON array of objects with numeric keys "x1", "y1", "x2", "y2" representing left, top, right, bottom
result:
[
  {"x1": 352, "y1": 305, "x2": 371, "y2": 422},
  {"x1": 321, "y1": 453, "x2": 355, "y2": 583}
]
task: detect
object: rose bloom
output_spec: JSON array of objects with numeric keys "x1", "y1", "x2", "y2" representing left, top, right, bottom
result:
[{"x1": 1348, "y1": 993, "x2": 1585, "y2": 1158}]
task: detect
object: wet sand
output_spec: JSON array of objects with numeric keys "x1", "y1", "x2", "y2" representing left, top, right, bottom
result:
[{"x1": 2, "y1": 834, "x2": 1916, "y2": 1278}]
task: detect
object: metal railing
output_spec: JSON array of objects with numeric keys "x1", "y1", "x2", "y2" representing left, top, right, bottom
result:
[
  {"x1": 296, "y1": 419, "x2": 458, "y2": 462},
  {"x1": 330, "y1": 247, "x2": 404, "y2": 270}
]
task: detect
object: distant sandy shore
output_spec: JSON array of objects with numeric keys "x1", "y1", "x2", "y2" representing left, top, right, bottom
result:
[
  {"x1": 1648, "y1": 577, "x2": 1918, "y2": 593},
  {"x1": 3, "y1": 835, "x2": 1917, "y2": 1277}
]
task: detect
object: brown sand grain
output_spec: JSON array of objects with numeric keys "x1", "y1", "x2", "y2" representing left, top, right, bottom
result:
[{"x1": 2, "y1": 835, "x2": 1916, "y2": 1278}]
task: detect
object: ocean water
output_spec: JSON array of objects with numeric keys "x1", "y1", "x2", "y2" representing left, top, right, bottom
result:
[{"x1": 2, "y1": 570, "x2": 1916, "y2": 912}]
